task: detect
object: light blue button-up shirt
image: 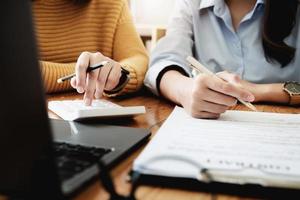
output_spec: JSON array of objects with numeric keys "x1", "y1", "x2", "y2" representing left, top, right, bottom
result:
[{"x1": 144, "y1": 0, "x2": 300, "y2": 95}]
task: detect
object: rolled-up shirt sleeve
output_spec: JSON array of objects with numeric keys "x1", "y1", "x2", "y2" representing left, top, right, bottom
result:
[{"x1": 144, "y1": 0, "x2": 194, "y2": 96}]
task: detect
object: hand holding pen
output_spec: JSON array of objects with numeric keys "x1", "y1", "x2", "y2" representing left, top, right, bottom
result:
[
  {"x1": 186, "y1": 56, "x2": 257, "y2": 112},
  {"x1": 57, "y1": 60, "x2": 109, "y2": 84},
  {"x1": 163, "y1": 56, "x2": 257, "y2": 119},
  {"x1": 57, "y1": 52, "x2": 129, "y2": 106}
]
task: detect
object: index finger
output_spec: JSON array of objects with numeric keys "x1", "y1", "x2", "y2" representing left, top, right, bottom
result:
[
  {"x1": 206, "y1": 76, "x2": 255, "y2": 102},
  {"x1": 75, "y1": 52, "x2": 90, "y2": 93}
]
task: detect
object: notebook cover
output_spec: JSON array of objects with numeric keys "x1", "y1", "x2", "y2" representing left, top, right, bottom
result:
[{"x1": 130, "y1": 171, "x2": 300, "y2": 199}]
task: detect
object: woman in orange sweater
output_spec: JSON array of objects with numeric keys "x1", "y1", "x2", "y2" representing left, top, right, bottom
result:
[{"x1": 33, "y1": 0, "x2": 148, "y2": 105}]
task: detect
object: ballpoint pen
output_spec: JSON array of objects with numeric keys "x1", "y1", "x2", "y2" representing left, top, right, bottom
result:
[
  {"x1": 57, "y1": 61, "x2": 109, "y2": 83},
  {"x1": 186, "y1": 56, "x2": 257, "y2": 111}
]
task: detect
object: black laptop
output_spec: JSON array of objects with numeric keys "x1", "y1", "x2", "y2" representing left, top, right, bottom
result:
[{"x1": 0, "y1": 1, "x2": 150, "y2": 199}]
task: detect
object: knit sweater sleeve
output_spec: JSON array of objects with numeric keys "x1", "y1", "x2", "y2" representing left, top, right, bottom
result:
[
  {"x1": 39, "y1": 61, "x2": 75, "y2": 93},
  {"x1": 111, "y1": 0, "x2": 149, "y2": 95}
]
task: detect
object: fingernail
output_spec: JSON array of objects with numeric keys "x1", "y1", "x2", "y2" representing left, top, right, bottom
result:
[
  {"x1": 246, "y1": 94, "x2": 255, "y2": 102},
  {"x1": 85, "y1": 98, "x2": 92, "y2": 106},
  {"x1": 95, "y1": 92, "x2": 101, "y2": 99},
  {"x1": 77, "y1": 87, "x2": 84, "y2": 93}
]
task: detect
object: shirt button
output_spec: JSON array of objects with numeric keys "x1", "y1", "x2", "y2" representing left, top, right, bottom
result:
[{"x1": 235, "y1": 42, "x2": 241, "y2": 49}]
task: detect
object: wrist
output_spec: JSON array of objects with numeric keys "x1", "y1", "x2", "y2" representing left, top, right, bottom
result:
[
  {"x1": 252, "y1": 84, "x2": 268, "y2": 102},
  {"x1": 253, "y1": 83, "x2": 290, "y2": 104},
  {"x1": 160, "y1": 70, "x2": 191, "y2": 105},
  {"x1": 104, "y1": 67, "x2": 130, "y2": 96},
  {"x1": 177, "y1": 76, "x2": 193, "y2": 106}
]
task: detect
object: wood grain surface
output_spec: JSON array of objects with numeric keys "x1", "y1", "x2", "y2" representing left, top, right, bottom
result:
[{"x1": 2, "y1": 89, "x2": 299, "y2": 200}]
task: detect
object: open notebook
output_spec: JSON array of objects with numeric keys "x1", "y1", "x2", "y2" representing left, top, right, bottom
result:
[{"x1": 133, "y1": 106, "x2": 300, "y2": 189}]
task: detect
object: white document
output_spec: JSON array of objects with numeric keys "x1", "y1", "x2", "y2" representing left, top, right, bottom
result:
[{"x1": 133, "y1": 106, "x2": 300, "y2": 189}]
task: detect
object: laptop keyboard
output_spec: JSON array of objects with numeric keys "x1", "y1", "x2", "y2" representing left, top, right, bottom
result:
[{"x1": 53, "y1": 142, "x2": 111, "y2": 181}]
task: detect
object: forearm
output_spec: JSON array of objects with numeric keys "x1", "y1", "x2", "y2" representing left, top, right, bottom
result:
[
  {"x1": 254, "y1": 83, "x2": 290, "y2": 104},
  {"x1": 112, "y1": 1, "x2": 149, "y2": 95},
  {"x1": 159, "y1": 70, "x2": 192, "y2": 105},
  {"x1": 160, "y1": 72, "x2": 290, "y2": 105}
]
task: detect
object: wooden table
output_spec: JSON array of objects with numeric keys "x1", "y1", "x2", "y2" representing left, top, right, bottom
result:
[{"x1": 2, "y1": 90, "x2": 299, "y2": 200}]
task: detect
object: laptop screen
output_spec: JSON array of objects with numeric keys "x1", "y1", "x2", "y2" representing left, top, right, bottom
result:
[{"x1": 0, "y1": 1, "x2": 63, "y2": 198}]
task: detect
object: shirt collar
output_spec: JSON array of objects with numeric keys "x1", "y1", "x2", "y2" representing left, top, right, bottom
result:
[
  {"x1": 199, "y1": 0, "x2": 218, "y2": 10},
  {"x1": 199, "y1": 0, "x2": 265, "y2": 11},
  {"x1": 254, "y1": 0, "x2": 265, "y2": 10}
]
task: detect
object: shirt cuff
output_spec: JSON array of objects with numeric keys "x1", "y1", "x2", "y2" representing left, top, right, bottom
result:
[
  {"x1": 144, "y1": 61, "x2": 191, "y2": 96},
  {"x1": 156, "y1": 65, "x2": 189, "y2": 96}
]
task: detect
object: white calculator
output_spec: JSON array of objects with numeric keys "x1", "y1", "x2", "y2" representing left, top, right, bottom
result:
[{"x1": 48, "y1": 99, "x2": 146, "y2": 121}]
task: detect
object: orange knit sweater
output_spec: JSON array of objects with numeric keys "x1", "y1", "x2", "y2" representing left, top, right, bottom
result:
[{"x1": 32, "y1": 0, "x2": 148, "y2": 95}]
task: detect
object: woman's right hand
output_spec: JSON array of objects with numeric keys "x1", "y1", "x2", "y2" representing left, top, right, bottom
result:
[{"x1": 178, "y1": 73, "x2": 255, "y2": 119}]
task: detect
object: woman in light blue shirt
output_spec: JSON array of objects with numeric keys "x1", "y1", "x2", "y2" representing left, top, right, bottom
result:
[{"x1": 144, "y1": 0, "x2": 300, "y2": 118}]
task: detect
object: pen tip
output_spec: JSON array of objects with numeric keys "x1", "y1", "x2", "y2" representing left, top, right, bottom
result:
[
  {"x1": 57, "y1": 79, "x2": 62, "y2": 84},
  {"x1": 249, "y1": 104, "x2": 258, "y2": 112}
]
